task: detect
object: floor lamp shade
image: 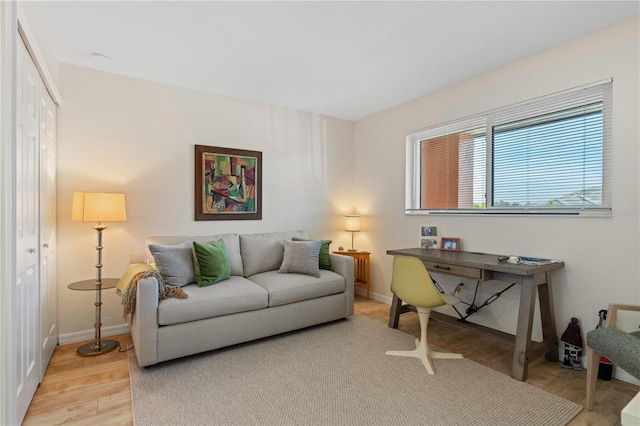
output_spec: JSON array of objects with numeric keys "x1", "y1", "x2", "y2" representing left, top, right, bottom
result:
[{"x1": 72, "y1": 192, "x2": 127, "y2": 223}]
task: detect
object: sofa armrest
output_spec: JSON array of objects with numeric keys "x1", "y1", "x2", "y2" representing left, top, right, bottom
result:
[
  {"x1": 130, "y1": 277, "x2": 160, "y2": 367},
  {"x1": 330, "y1": 253, "x2": 355, "y2": 317}
]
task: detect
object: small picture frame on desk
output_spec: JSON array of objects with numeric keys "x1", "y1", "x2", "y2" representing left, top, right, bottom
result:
[
  {"x1": 421, "y1": 238, "x2": 438, "y2": 250},
  {"x1": 440, "y1": 237, "x2": 461, "y2": 252}
]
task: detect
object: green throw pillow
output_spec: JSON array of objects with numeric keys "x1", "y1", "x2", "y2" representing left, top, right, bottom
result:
[
  {"x1": 192, "y1": 239, "x2": 231, "y2": 287},
  {"x1": 292, "y1": 237, "x2": 332, "y2": 270}
]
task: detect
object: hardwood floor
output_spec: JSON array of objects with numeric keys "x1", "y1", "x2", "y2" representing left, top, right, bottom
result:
[{"x1": 24, "y1": 295, "x2": 638, "y2": 425}]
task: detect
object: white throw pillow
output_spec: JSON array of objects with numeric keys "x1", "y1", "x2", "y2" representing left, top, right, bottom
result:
[
  {"x1": 148, "y1": 241, "x2": 196, "y2": 287},
  {"x1": 279, "y1": 239, "x2": 322, "y2": 278}
]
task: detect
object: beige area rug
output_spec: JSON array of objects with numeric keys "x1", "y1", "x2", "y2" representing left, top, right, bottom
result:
[{"x1": 128, "y1": 315, "x2": 582, "y2": 426}]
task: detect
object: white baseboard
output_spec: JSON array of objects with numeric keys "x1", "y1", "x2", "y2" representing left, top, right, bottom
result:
[
  {"x1": 613, "y1": 366, "x2": 640, "y2": 386},
  {"x1": 58, "y1": 323, "x2": 131, "y2": 346},
  {"x1": 355, "y1": 287, "x2": 393, "y2": 305},
  {"x1": 585, "y1": 356, "x2": 640, "y2": 386}
]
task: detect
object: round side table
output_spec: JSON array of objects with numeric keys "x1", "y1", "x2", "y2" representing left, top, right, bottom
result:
[{"x1": 67, "y1": 278, "x2": 120, "y2": 356}]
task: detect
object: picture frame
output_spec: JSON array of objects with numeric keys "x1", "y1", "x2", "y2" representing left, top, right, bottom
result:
[
  {"x1": 440, "y1": 237, "x2": 461, "y2": 252},
  {"x1": 421, "y1": 226, "x2": 437, "y2": 237},
  {"x1": 195, "y1": 145, "x2": 262, "y2": 221},
  {"x1": 421, "y1": 238, "x2": 439, "y2": 250}
]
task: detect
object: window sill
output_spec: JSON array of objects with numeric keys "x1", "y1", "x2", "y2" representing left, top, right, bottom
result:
[{"x1": 405, "y1": 208, "x2": 612, "y2": 218}]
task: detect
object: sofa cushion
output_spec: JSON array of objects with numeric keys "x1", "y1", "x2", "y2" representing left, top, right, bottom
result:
[
  {"x1": 279, "y1": 239, "x2": 322, "y2": 277},
  {"x1": 149, "y1": 241, "x2": 196, "y2": 287},
  {"x1": 158, "y1": 276, "x2": 268, "y2": 326},
  {"x1": 148, "y1": 234, "x2": 243, "y2": 276},
  {"x1": 240, "y1": 230, "x2": 307, "y2": 277},
  {"x1": 249, "y1": 269, "x2": 346, "y2": 307},
  {"x1": 192, "y1": 240, "x2": 231, "y2": 287},
  {"x1": 292, "y1": 237, "x2": 332, "y2": 270}
]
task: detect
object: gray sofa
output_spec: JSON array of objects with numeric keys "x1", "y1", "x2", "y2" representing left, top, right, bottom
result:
[{"x1": 130, "y1": 230, "x2": 355, "y2": 367}]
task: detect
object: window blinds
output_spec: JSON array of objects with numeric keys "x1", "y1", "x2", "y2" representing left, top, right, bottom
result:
[{"x1": 405, "y1": 79, "x2": 612, "y2": 216}]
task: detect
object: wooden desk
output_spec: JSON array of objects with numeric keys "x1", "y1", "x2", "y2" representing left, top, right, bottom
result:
[
  {"x1": 386, "y1": 248, "x2": 564, "y2": 381},
  {"x1": 333, "y1": 251, "x2": 370, "y2": 299}
]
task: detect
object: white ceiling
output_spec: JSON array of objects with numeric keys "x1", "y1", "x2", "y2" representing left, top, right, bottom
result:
[{"x1": 35, "y1": 1, "x2": 639, "y2": 121}]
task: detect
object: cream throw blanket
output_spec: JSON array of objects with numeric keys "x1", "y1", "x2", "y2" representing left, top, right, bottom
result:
[{"x1": 116, "y1": 263, "x2": 188, "y2": 320}]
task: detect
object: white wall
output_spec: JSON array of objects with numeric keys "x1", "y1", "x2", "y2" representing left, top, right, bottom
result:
[
  {"x1": 56, "y1": 64, "x2": 355, "y2": 338},
  {"x1": 17, "y1": 2, "x2": 60, "y2": 104},
  {"x1": 22, "y1": 6, "x2": 640, "y2": 351},
  {"x1": 354, "y1": 18, "x2": 640, "y2": 337}
]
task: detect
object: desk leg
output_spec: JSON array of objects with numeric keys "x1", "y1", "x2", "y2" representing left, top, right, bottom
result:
[
  {"x1": 512, "y1": 275, "x2": 537, "y2": 381},
  {"x1": 388, "y1": 294, "x2": 402, "y2": 329},
  {"x1": 538, "y1": 272, "x2": 559, "y2": 362}
]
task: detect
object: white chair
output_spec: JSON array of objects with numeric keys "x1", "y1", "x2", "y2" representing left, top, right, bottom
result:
[{"x1": 386, "y1": 255, "x2": 463, "y2": 374}]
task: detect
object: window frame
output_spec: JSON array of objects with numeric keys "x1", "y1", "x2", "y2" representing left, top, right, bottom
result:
[{"x1": 405, "y1": 80, "x2": 613, "y2": 217}]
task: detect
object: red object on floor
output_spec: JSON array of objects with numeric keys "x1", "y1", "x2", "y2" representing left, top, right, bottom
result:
[{"x1": 598, "y1": 355, "x2": 613, "y2": 380}]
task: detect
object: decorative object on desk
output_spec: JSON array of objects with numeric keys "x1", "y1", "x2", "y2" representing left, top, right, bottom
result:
[
  {"x1": 421, "y1": 237, "x2": 438, "y2": 250},
  {"x1": 421, "y1": 226, "x2": 437, "y2": 236},
  {"x1": 440, "y1": 237, "x2": 460, "y2": 252},
  {"x1": 560, "y1": 317, "x2": 584, "y2": 371},
  {"x1": 518, "y1": 256, "x2": 554, "y2": 265},
  {"x1": 345, "y1": 214, "x2": 361, "y2": 251},
  {"x1": 71, "y1": 191, "x2": 127, "y2": 356},
  {"x1": 194, "y1": 144, "x2": 262, "y2": 221}
]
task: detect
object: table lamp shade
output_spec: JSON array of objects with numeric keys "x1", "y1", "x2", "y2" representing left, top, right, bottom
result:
[
  {"x1": 72, "y1": 192, "x2": 127, "y2": 223},
  {"x1": 345, "y1": 215, "x2": 361, "y2": 232}
]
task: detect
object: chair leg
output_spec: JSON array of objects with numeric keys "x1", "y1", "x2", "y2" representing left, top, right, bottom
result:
[
  {"x1": 386, "y1": 307, "x2": 463, "y2": 375},
  {"x1": 585, "y1": 345, "x2": 600, "y2": 410}
]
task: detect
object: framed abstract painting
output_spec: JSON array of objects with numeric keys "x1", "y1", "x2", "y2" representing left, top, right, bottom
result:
[{"x1": 195, "y1": 145, "x2": 262, "y2": 221}]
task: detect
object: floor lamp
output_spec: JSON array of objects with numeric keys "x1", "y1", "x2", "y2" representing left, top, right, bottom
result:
[{"x1": 71, "y1": 192, "x2": 127, "y2": 356}]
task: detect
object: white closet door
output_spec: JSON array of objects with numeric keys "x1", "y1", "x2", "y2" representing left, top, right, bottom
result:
[
  {"x1": 15, "y1": 37, "x2": 41, "y2": 423},
  {"x1": 39, "y1": 79, "x2": 57, "y2": 378}
]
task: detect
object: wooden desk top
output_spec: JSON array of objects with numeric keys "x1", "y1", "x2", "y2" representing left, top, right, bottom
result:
[{"x1": 386, "y1": 248, "x2": 564, "y2": 277}]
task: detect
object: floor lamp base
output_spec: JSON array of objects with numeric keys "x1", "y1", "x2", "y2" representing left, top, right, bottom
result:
[{"x1": 76, "y1": 339, "x2": 119, "y2": 357}]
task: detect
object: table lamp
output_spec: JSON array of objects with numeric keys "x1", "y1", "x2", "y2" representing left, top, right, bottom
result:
[
  {"x1": 71, "y1": 192, "x2": 127, "y2": 356},
  {"x1": 345, "y1": 215, "x2": 361, "y2": 252}
]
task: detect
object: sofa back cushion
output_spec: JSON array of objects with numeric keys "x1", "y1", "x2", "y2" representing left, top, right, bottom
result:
[
  {"x1": 147, "y1": 233, "x2": 243, "y2": 276},
  {"x1": 240, "y1": 230, "x2": 307, "y2": 277}
]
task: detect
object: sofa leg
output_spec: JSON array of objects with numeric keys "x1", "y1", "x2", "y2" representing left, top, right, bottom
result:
[{"x1": 585, "y1": 346, "x2": 599, "y2": 410}]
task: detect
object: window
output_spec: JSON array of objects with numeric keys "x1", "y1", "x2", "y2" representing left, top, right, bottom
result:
[{"x1": 405, "y1": 80, "x2": 612, "y2": 216}]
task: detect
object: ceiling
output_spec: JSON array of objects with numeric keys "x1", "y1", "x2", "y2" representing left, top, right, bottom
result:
[{"x1": 35, "y1": 1, "x2": 639, "y2": 121}]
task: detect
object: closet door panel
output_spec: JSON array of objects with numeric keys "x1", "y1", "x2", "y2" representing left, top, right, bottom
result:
[
  {"x1": 39, "y1": 82, "x2": 57, "y2": 377},
  {"x1": 15, "y1": 38, "x2": 41, "y2": 424}
]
